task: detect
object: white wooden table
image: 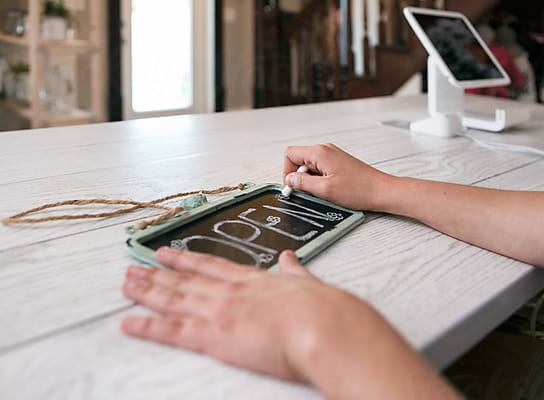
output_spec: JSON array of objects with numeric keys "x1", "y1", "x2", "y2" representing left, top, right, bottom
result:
[{"x1": 1, "y1": 95, "x2": 544, "y2": 399}]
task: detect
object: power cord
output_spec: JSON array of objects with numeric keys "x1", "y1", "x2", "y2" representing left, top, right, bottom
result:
[{"x1": 458, "y1": 130, "x2": 544, "y2": 157}]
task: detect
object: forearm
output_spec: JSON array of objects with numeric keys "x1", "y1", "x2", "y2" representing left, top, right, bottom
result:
[
  {"x1": 379, "y1": 177, "x2": 544, "y2": 267},
  {"x1": 301, "y1": 303, "x2": 461, "y2": 400}
]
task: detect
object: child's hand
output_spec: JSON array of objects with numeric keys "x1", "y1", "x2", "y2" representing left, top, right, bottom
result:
[
  {"x1": 121, "y1": 247, "x2": 370, "y2": 385},
  {"x1": 121, "y1": 248, "x2": 459, "y2": 399},
  {"x1": 283, "y1": 143, "x2": 395, "y2": 211}
]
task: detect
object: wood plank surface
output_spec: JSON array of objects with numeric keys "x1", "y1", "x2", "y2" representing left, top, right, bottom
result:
[
  {"x1": 1, "y1": 124, "x2": 542, "y2": 350},
  {"x1": 0, "y1": 214, "x2": 538, "y2": 400},
  {"x1": 1, "y1": 95, "x2": 543, "y2": 399}
]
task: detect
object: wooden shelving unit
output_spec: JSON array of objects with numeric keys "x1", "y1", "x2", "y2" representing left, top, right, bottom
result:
[
  {"x1": 0, "y1": 32, "x2": 28, "y2": 46},
  {"x1": 42, "y1": 108, "x2": 93, "y2": 126},
  {"x1": 0, "y1": 98, "x2": 33, "y2": 119},
  {"x1": 0, "y1": 0, "x2": 103, "y2": 128},
  {"x1": 39, "y1": 39, "x2": 94, "y2": 52}
]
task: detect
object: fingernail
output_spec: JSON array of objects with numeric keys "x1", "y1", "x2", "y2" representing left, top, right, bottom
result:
[
  {"x1": 127, "y1": 265, "x2": 150, "y2": 278},
  {"x1": 121, "y1": 316, "x2": 143, "y2": 333},
  {"x1": 157, "y1": 246, "x2": 178, "y2": 260},
  {"x1": 286, "y1": 173, "x2": 296, "y2": 186},
  {"x1": 282, "y1": 249, "x2": 297, "y2": 258},
  {"x1": 124, "y1": 278, "x2": 150, "y2": 291}
]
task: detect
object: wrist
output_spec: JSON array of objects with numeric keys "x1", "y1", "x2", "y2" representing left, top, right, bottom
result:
[
  {"x1": 286, "y1": 297, "x2": 377, "y2": 397},
  {"x1": 367, "y1": 174, "x2": 405, "y2": 213}
]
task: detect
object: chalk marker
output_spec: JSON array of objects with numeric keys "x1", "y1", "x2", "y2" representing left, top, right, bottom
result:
[{"x1": 281, "y1": 165, "x2": 309, "y2": 197}]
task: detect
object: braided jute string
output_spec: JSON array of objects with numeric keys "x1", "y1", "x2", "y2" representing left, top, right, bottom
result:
[{"x1": 1, "y1": 183, "x2": 246, "y2": 231}]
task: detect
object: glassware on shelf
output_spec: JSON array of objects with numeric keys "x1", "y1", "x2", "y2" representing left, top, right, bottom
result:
[
  {"x1": 3, "y1": 10, "x2": 27, "y2": 36},
  {"x1": 39, "y1": 64, "x2": 74, "y2": 113},
  {"x1": 14, "y1": 12, "x2": 27, "y2": 36},
  {"x1": 3, "y1": 11, "x2": 18, "y2": 35},
  {"x1": 14, "y1": 73, "x2": 30, "y2": 104},
  {"x1": 7, "y1": 61, "x2": 30, "y2": 104},
  {"x1": 4, "y1": 71, "x2": 15, "y2": 99},
  {"x1": 0, "y1": 57, "x2": 8, "y2": 96}
]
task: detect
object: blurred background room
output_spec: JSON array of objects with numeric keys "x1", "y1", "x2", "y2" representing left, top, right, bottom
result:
[{"x1": 0, "y1": 0, "x2": 542, "y2": 132}]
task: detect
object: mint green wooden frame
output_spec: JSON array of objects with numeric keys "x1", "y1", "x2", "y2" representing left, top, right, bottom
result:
[{"x1": 126, "y1": 183, "x2": 365, "y2": 270}]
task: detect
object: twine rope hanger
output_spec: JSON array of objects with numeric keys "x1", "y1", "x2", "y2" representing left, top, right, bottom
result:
[{"x1": 1, "y1": 184, "x2": 246, "y2": 231}]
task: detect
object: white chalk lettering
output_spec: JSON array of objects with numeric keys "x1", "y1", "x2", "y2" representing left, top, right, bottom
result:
[
  {"x1": 238, "y1": 208, "x2": 318, "y2": 241},
  {"x1": 213, "y1": 220, "x2": 277, "y2": 255},
  {"x1": 169, "y1": 195, "x2": 342, "y2": 266},
  {"x1": 273, "y1": 197, "x2": 344, "y2": 222},
  {"x1": 171, "y1": 236, "x2": 271, "y2": 267}
]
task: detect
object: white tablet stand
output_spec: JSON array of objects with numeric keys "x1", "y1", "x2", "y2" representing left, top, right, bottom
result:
[{"x1": 410, "y1": 57, "x2": 531, "y2": 137}]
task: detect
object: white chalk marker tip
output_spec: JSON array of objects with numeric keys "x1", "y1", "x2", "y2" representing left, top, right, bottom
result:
[
  {"x1": 281, "y1": 186, "x2": 293, "y2": 197},
  {"x1": 281, "y1": 165, "x2": 309, "y2": 197}
]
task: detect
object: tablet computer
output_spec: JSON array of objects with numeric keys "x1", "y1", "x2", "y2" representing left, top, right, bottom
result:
[
  {"x1": 403, "y1": 7, "x2": 511, "y2": 89},
  {"x1": 126, "y1": 183, "x2": 365, "y2": 270}
]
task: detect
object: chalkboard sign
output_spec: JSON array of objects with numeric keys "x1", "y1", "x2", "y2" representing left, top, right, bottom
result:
[{"x1": 127, "y1": 184, "x2": 365, "y2": 269}]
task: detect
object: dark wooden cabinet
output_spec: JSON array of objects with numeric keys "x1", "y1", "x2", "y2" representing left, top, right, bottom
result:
[{"x1": 254, "y1": 1, "x2": 295, "y2": 108}]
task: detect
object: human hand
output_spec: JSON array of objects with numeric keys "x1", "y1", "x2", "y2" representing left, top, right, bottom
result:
[
  {"x1": 121, "y1": 248, "x2": 460, "y2": 399},
  {"x1": 121, "y1": 247, "x2": 373, "y2": 384},
  {"x1": 283, "y1": 143, "x2": 395, "y2": 211}
]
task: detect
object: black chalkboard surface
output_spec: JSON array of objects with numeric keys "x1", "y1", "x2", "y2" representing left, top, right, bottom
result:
[{"x1": 128, "y1": 185, "x2": 365, "y2": 269}]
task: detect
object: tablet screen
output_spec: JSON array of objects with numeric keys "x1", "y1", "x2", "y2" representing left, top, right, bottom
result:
[{"x1": 413, "y1": 14, "x2": 504, "y2": 81}]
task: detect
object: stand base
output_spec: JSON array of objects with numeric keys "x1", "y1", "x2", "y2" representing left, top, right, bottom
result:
[
  {"x1": 408, "y1": 57, "x2": 532, "y2": 136},
  {"x1": 409, "y1": 113, "x2": 463, "y2": 137},
  {"x1": 462, "y1": 108, "x2": 531, "y2": 132}
]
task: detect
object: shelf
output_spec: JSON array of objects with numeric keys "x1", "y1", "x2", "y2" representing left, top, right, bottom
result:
[
  {"x1": 39, "y1": 39, "x2": 94, "y2": 52},
  {"x1": 0, "y1": 100, "x2": 94, "y2": 127},
  {"x1": 0, "y1": 33, "x2": 28, "y2": 47},
  {"x1": 0, "y1": 34, "x2": 94, "y2": 53},
  {"x1": 0, "y1": 99, "x2": 33, "y2": 119},
  {"x1": 42, "y1": 108, "x2": 94, "y2": 126},
  {"x1": 0, "y1": 1, "x2": 105, "y2": 130}
]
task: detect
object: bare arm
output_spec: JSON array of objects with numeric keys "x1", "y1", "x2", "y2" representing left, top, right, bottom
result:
[
  {"x1": 385, "y1": 178, "x2": 544, "y2": 267},
  {"x1": 284, "y1": 143, "x2": 544, "y2": 267}
]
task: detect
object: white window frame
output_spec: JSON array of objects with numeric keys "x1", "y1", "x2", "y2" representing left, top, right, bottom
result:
[{"x1": 121, "y1": 0, "x2": 215, "y2": 120}]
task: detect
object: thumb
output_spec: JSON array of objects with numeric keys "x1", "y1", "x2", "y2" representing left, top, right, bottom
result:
[
  {"x1": 278, "y1": 250, "x2": 311, "y2": 276},
  {"x1": 285, "y1": 172, "x2": 328, "y2": 198}
]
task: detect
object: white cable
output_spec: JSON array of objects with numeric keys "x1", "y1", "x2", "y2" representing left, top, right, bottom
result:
[{"x1": 459, "y1": 131, "x2": 544, "y2": 157}]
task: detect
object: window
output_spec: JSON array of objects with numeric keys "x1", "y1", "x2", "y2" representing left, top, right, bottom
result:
[
  {"x1": 122, "y1": 0, "x2": 213, "y2": 119},
  {"x1": 131, "y1": 0, "x2": 193, "y2": 113}
]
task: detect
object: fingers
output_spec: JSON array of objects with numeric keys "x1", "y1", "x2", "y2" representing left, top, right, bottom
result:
[
  {"x1": 121, "y1": 315, "x2": 211, "y2": 352},
  {"x1": 283, "y1": 143, "x2": 340, "y2": 188},
  {"x1": 284, "y1": 143, "x2": 345, "y2": 175},
  {"x1": 283, "y1": 145, "x2": 327, "y2": 181},
  {"x1": 283, "y1": 147, "x2": 301, "y2": 184},
  {"x1": 156, "y1": 247, "x2": 260, "y2": 281},
  {"x1": 278, "y1": 250, "x2": 312, "y2": 277},
  {"x1": 122, "y1": 275, "x2": 220, "y2": 319},
  {"x1": 285, "y1": 171, "x2": 332, "y2": 200},
  {"x1": 126, "y1": 265, "x2": 229, "y2": 297}
]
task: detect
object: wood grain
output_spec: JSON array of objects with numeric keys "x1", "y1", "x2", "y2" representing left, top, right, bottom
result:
[
  {"x1": 0, "y1": 124, "x2": 466, "y2": 252},
  {"x1": 1, "y1": 95, "x2": 543, "y2": 399},
  {"x1": 0, "y1": 213, "x2": 540, "y2": 399},
  {"x1": 1, "y1": 125, "x2": 543, "y2": 350}
]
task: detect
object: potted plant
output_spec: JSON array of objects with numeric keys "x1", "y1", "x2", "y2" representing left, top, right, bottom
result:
[
  {"x1": 9, "y1": 61, "x2": 31, "y2": 104},
  {"x1": 41, "y1": 0, "x2": 71, "y2": 40}
]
